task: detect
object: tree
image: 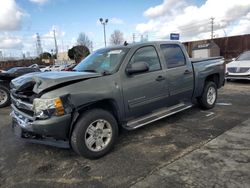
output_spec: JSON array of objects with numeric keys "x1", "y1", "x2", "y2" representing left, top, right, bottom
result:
[
  {"x1": 77, "y1": 32, "x2": 93, "y2": 52},
  {"x1": 110, "y1": 30, "x2": 124, "y2": 45},
  {"x1": 39, "y1": 52, "x2": 51, "y2": 59},
  {"x1": 67, "y1": 45, "x2": 90, "y2": 64}
]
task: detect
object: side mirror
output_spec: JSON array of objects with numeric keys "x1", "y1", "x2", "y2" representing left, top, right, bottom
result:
[{"x1": 126, "y1": 61, "x2": 149, "y2": 75}]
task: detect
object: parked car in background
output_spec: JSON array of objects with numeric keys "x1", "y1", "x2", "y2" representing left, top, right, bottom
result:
[
  {"x1": 61, "y1": 63, "x2": 77, "y2": 71},
  {"x1": 40, "y1": 65, "x2": 66, "y2": 72},
  {"x1": 40, "y1": 65, "x2": 51, "y2": 72},
  {"x1": 226, "y1": 51, "x2": 250, "y2": 80},
  {"x1": 10, "y1": 41, "x2": 225, "y2": 159},
  {"x1": 0, "y1": 67, "x2": 41, "y2": 108},
  {"x1": 29, "y1": 64, "x2": 39, "y2": 69},
  {"x1": 50, "y1": 65, "x2": 66, "y2": 71}
]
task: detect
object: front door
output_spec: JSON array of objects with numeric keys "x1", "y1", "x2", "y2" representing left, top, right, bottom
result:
[{"x1": 122, "y1": 46, "x2": 169, "y2": 120}]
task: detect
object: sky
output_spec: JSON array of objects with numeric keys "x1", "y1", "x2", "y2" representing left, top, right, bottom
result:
[{"x1": 0, "y1": 0, "x2": 250, "y2": 58}]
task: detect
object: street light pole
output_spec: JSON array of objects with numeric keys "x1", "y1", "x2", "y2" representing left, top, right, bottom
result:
[
  {"x1": 103, "y1": 23, "x2": 107, "y2": 47},
  {"x1": 99, "y1": 18, "x2": 108, "y2": 47}
]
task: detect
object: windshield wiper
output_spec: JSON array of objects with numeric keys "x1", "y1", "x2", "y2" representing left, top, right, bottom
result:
[
  {"x1": 101, "y1": 70, "x2": 112, "y2": 76},
  {"x1": 82, "y1": 69, "x2": 97, "y2": 73},
  {"x1": 80, "y1": 69, "x2": 111, "y2": 76}
]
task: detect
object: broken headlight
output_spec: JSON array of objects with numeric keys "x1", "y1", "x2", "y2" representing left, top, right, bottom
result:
[{"x1": 33, "y1": 97, "x2": 65, "y2": 119}]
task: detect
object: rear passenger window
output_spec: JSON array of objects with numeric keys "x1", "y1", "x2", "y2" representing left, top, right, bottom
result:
[
  {"x1": 160, "y1": 44, "x2": 186, "y2": 68},
  {"x1": 128, "y1": 46, "x2": 161, "y2": 72}
]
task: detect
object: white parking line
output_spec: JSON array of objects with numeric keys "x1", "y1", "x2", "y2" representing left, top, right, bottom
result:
[
  {"x1": 206, "y1": 112, "x2": 215, "y2": 117},
  {"x1": 216, "y1": 102, "x2": 232, "y2": 106}
]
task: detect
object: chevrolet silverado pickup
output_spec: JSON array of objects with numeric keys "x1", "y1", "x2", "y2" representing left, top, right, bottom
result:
[{"x1": 10, "y1": 41, "x2": 225, "y2": 159}]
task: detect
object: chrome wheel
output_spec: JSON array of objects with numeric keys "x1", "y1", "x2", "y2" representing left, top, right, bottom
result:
[
  {"x1": 207, "y1": 86, "x2": 216, "y2": 105},
  {"x1": 85, "y1": 119, "x2": 112, "y2": 152},
  {"x1": 0, "y1": 89, "x2": 8, "y2": 105}
]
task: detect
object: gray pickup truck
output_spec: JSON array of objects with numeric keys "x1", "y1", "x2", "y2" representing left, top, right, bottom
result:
[{"x1": 10, "y1": 41, "x2": 225, "y2": 159}]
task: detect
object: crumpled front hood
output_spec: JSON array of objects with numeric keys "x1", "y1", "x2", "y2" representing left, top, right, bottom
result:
[{"x1": 11, "y1": 71, "x2": 101, "y2": 94}]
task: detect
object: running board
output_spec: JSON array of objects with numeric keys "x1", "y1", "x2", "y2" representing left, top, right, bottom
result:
[{"x1": 125, "y1": 103, "x2": 193, "y2": 130}]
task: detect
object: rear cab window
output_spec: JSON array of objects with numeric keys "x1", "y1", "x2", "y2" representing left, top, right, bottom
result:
[{"x1": 160, "y1": 44, "x2": 186, "y2": 69}]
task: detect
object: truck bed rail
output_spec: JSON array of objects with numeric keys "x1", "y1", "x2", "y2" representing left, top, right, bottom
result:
[{"x1": 191, "y1": 56, "x2": 223, "y2": 63}]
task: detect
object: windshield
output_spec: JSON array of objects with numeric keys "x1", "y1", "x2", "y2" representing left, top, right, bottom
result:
[
  {"x1": 7, "y1": 68, "x2": 17, "y2": 73},
  {"x1": 236, "y1": 51, "x2": 250, "y2": 61},
  {"x1": 74, "y1": 48, "x2": 128, "y2": 74}
]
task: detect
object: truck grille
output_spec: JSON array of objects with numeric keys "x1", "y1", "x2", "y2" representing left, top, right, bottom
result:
[
  {"x1": 227, "y1": 67, "x2": 250, "y2": 73},
  {"x1": 11, "y1": 93, "x2": 34, "y2": 117}
]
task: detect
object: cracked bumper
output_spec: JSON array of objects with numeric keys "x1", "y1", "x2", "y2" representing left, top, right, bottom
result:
[{"x1": 11, "y1": 104, "x2": 72, "y2": 139}]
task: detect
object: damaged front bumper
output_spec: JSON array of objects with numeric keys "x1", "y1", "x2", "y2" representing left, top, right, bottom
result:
[{"x1": 11, "y1": 104, "x2": 72, "y2": 148}]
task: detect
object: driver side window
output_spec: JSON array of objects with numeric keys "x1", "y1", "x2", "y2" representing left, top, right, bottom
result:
[{"x1": 128, "y1": 46, "x2": 161, "y2": 72}]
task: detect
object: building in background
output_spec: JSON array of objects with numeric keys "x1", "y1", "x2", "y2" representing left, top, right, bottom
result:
[
  {"x1": 57, "y1": 52, "x2": 69, "y2": 61},
  {"x1": 192, "y1": 41, "x2": 220, "y2": 58},
  {"x1": 183, "y1": 34, "x2": 250, "y2": 60}
]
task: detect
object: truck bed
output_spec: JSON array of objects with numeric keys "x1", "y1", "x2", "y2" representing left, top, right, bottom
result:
[{"x1": 191, "y1": 56, "x2": 225, "y2": 98}]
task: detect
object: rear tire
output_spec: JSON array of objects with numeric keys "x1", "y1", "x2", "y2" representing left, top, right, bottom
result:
[
  {"x1": 0, "y1": 85, "x2": 10, "y2": 108},
  {"x1": 197, "y1": 81, "x2": 217, "y2": 110},
  {"x1": 71, "y1": 108, "x2": 118, "y2": 159}
]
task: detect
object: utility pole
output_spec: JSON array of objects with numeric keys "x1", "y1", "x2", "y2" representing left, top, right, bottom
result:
[
  {"x1": 210, "y1": 17, "x2": 215, "y2": 39},
  {"x1": 36, "y1": 33, "x2": 43, "y2": 56},
  {"x1": 132, "y1": 33, "x2": 136, "y2": 43},
  {"x1": 53, "y1": 29, "x2": 58, "y2": 58},
  {"x1": 140, "y1": 34, "x2": 143, "y2": 42},
  {"x1": 99, "y1": 18, "x2": 108, "y2": 47},
  {"x1": 0, "y1": 51, "x2": 3, "y2": 61}
]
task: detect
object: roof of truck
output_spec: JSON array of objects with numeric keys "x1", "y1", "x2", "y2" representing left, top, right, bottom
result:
[{"x1": 98, "y1": 41, "x2": 183, "y2": 51}]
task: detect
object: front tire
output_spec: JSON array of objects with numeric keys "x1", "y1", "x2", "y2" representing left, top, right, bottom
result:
[
  {"x1": 71, "y1": 109, "x2": 118, "y2": 159},
  {"x1": 0, "y1": 85, "x2": 10, "y2": 108},
  {"x1": 197, "y1": 81, "x2": 217, "y2": 109}
]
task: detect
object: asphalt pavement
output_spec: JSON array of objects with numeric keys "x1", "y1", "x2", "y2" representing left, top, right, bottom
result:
[
  {"x1": 131, "y1": 118, "x2": 250, "y2": 188},
  {"x1": 0, "y1": 81, "x2": 250, "y2": 188}
]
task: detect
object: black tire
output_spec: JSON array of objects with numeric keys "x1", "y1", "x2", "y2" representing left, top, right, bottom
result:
[
  {"x1": 0, "y1": 85, "x2": 10, "y2": 108},
  {"x1": 71, "y1": 108, "x2": 118, "y2": 159},
  {"x1": 197, "y1": 81, "x2": 217, "y2": 110}
]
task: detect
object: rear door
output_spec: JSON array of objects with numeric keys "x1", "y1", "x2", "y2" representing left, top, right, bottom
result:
[
  {"x1": 122, "y1": 45, "x2": 169, "y2": 119},
  {"x1": 160, "y1": 44, "x2": 194, "y2": 104}
]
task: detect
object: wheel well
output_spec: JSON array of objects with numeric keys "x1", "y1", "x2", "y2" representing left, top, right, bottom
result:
[
  {"x1": 69, "y1": 99, "x2": 121, "y2": 138},
  {"x1": 77, "y1": 99, "x2": 121, "y2": 124},
  {"x1": 205, "y1": 74, "x2": 219, "y2": 88},
  {"x1": 0, "y1": 81, "x2": 10, "y2": 89}
]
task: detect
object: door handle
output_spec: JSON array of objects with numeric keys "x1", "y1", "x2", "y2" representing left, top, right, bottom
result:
[
  {"x1": 156, "y1": 75, "x2": 165, "y2": 81},
  {"x1": 184, "y1": 70, "x2": 192, "y2": 75}
]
